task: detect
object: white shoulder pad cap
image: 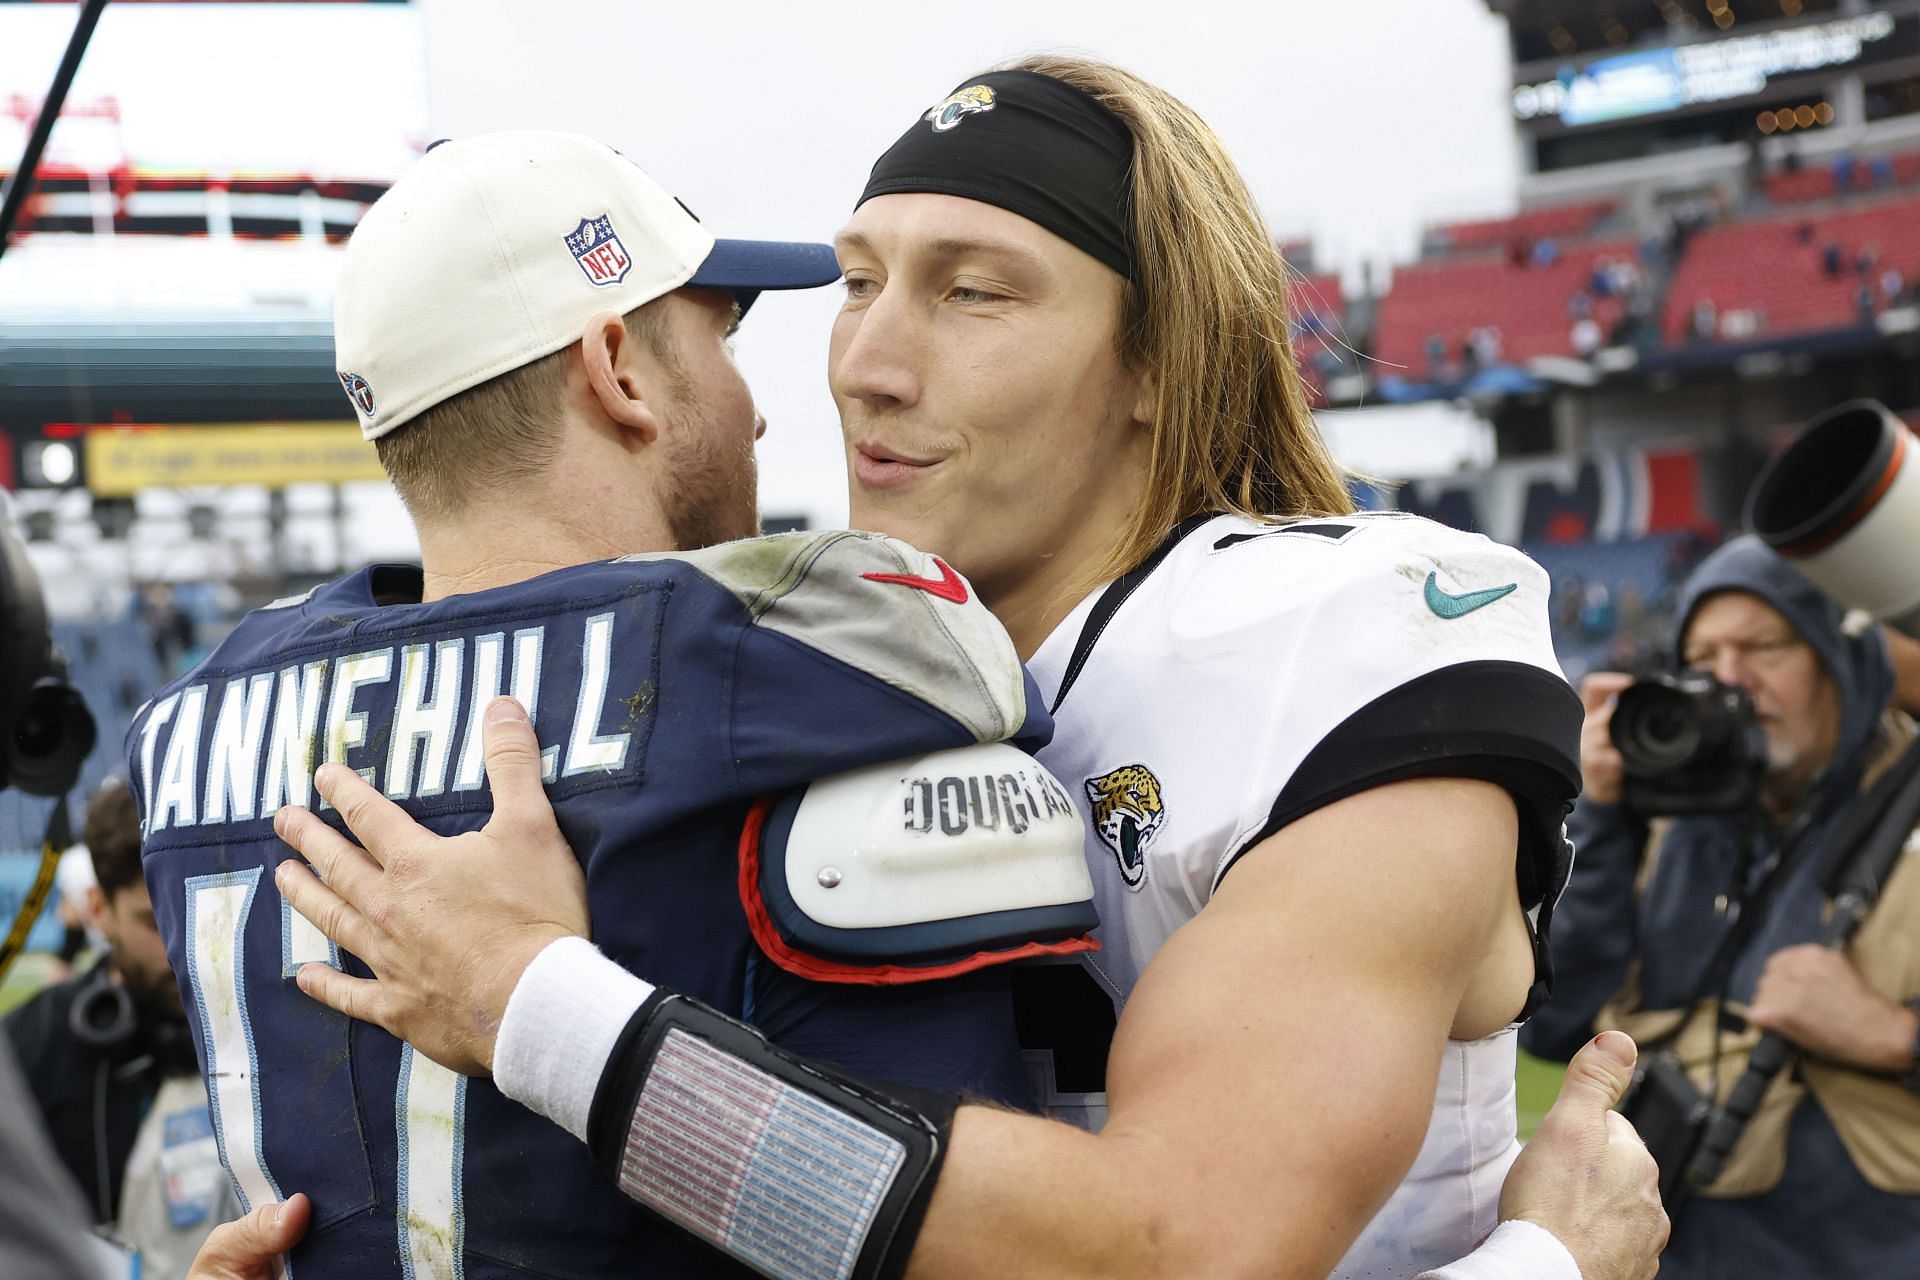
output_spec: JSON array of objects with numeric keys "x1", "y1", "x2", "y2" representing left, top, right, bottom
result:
[{"x1": 745, "y1": 742, "x2": 1099, "y2": 979}]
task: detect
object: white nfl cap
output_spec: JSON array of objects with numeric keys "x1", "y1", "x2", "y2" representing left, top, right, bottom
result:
[{"x1": 333, "y1": 130, "x2": 840, "y2": 441}]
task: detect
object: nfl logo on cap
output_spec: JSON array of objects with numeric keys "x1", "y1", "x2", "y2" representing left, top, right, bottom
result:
[{"x1": 565, "y1": 214, "x2": 633, "y2": 287}]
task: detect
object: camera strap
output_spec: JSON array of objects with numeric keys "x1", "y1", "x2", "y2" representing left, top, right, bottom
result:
[
  {"x1": 0, "y1": 795, "x2": 72, "y2": 984},
  {"x1": 1635, "y1": 813, "x2": 1810, "y2": 1059},
  {"x1": 1815, "y1": 729, "x2": 1920, "y2": 907},
  {"x1": 1684, "y1": 730, "x2": 1920, "y2": 1192},
  {"x1": 1625, "y1": 808, "x2": 1832, "y2": 1216}
]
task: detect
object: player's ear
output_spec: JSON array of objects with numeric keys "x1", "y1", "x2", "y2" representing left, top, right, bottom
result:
[
  {"x1": 580, "y1": 311, "x2": 662, "y2": 446},
  {"x1": 1129, "y1": 362, "x2": 1156, "y2": 429}
]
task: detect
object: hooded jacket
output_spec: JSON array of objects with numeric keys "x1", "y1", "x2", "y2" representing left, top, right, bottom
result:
[{"x1": 1521, "y1": 536, "x2": 1920, "y2": 1277}]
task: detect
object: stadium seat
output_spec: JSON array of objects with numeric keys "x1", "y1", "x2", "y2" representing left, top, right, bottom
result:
[
  {"x1": 1429, "y1": 200, "x2": 1617, "y2": 253},
  {"x1": 1373, "y1": 236, "x2": 1641, "y2": 374},
  {"x1": 1661, "y1": 194, "x2": 1920, "y2": 344},
  {"x1": 1525, "y1": 533, "x2": 1693, "y2": 677},
  {"x1": 1762, "y1": 149, "x2": 1920, "y2": 207},
  {"x1": 1286, "y1": 270, "x2": 1347, "y2": 405}
]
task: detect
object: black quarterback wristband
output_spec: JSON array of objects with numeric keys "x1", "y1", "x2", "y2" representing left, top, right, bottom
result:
[{"x1": 586, "y1": 990, "x2": 958, "y2": 1280}]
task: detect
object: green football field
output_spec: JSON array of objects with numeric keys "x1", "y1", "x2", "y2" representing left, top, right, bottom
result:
[
  {"x1": 1516, "y1": 1049, "x2": 1566, "y2": 1142},
  {"x1": 0, "y1": 951, "x2": 63, "y2": 1017}
]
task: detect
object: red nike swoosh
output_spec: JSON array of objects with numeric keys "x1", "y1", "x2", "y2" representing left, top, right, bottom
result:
[{"x1": 860, "y1": 558, "x2": 969, "y2": 604}]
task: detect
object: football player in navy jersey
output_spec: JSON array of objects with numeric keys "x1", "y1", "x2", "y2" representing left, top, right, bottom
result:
[{"x1": 136, "y1": 131, "x2": 1106, "y2": 1280}]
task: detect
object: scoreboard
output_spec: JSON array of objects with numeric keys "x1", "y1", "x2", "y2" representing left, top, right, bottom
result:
[{"x1": 1513, "y1": 10, "x2": 1918, "y2": 130}]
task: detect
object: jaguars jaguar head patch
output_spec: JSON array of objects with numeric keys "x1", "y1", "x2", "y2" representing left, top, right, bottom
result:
[
  {"x1": 1084, "y1": 763, "x2": 1165, "y2": 890},
  {"x1": 924, "y1": 84, "x2": 997, "y2": 132}
]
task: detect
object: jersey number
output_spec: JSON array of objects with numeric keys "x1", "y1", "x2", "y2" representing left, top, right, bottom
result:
[
  {"x1": 186, "y1": 867, "x2": 468, "y2": 1279},
  {"x1": 1013, "y1": 963, "x2": 1118, "y2": 1131}
]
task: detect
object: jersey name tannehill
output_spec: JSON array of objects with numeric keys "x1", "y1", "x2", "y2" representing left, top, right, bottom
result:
[{"x1": 132, "y1": 604, "x2": 650, "y2": 836}]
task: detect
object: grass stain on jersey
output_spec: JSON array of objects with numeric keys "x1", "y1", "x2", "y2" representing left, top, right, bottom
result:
[{"x1": 620, "y1": 682, "x2": 655, "y2": 729}]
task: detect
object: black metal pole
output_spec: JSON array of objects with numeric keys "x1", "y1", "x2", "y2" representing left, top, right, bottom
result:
[{"x1": 0, "y1": 0, "x2": 112, "y2": 263}]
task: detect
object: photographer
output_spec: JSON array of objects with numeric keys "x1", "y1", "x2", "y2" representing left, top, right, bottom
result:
[
  {"x1": 4, "y1": 777, "x2": 237, "y2": 1279},
  {"x1": 1522, "y1": 535, "x2": 1920, "y2": 1277}
]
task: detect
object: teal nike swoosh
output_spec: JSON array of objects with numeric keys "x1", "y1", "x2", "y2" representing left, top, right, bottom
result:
[{"x1": 1424, "y1": 572, "x2": 1518, "y2": 619}]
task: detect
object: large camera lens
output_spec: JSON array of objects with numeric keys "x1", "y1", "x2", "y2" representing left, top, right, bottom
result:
[
  {"x1": 1613, "y1": 683, "x2": 1705, "y2": 773},
  {"x1": 1747, "y1": 399, "x2": 1920, "y2": 637},
  {"x1": 1748, "y1": 400, "x2": 1893, "y2": 552}
]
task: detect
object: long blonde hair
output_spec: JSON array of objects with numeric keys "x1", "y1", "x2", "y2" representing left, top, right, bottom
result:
[{"x1": 1008, "y1": 55, "x2": 1355, "y2": 580}]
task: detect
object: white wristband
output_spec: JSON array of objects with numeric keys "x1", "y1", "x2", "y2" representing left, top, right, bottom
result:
[
  {"x1": 492, "y1": 935, "x2": 655, "y2": 1142},
  {"x1": 1416, "y1": 1220, "x2": 1581, "y2": 1280}
]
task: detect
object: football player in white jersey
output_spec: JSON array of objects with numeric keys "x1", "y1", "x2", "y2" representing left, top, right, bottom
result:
[{"x1": 246, "y1": 58, "x2": 1665, "y2": 1280}]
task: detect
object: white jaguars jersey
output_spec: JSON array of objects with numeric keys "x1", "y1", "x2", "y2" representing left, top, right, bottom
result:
[{"x1": 1017, "y1": 511, "x2": 1580, "y2": 1280}]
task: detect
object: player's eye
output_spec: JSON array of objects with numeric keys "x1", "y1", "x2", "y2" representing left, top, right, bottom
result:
[
  {"x1": 842, "y1": 275, "x2": 879, "y2": 300},
  {"x1": 948, "y1": 284, "x2": 1004, "y2": 305}
]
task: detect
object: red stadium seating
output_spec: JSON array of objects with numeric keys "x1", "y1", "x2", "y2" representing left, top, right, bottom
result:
[
  {"x1": 1373, "y1": 237, "x2": 1640, "y2": 374},
  {"x1": 1431, "y1": 200, "x2": 1617, "y2": 253},
  {"x1": 1762, "y1": 151, "x2": 1920, "y2": 206},
  {"x1": 1286, "y1": 270, "x2": 1346, "y2": 405},
  {"x1": 1287, "y1": 271, "x2": 1342, "y2": 323},
  {"x1": 1764, "y1": 167, "x2": 1840, "y2": 205},
  {"x1": 1661, "y1": 195, "x2": 1920, "y2": 343}
]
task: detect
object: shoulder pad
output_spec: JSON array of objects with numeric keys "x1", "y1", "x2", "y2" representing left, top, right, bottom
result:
[
  {"x1": 633, "y1": 532, "x2": 1031, "y2": 746},
  {"x1": 741, "y1": 742, "x2": 1099, "y2": 984}
]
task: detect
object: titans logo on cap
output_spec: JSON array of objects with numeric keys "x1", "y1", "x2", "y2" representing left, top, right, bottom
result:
[
  {"x1": 565, "y1": 214, "x2": 633, "y2": 288},
  {"x1": 338, "y1": 371, "x2": 376, "y2": 418},
  {"x1": 924, "y1": 84, "x2": 996, "y2": 133}
]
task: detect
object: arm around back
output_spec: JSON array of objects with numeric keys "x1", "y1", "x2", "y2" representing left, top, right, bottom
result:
[
  {"x1": 279, "y1": 693, "x2": 1663, "y2": 1280},
  {"x1": 906, "y1": 776, "x2": 1521, "y2": 1280}
]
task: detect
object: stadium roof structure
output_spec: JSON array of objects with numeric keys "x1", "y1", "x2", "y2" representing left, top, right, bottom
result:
[
  {"x1": 1481, "y1": 0, "x2": 1677, "y2": 35},
  {"x1": 1484, "y1": 0, "x2": 1854, "y2": 68},
  {"x1": 1481, "y1": 1, "x2": 1601, "y2": 19},
  {"x1": 0, "y1": 320, "x2": 343, "y2": 424},
  {"x1": 1479, "y1": 0, "x2": 1810, "y2": 25}
]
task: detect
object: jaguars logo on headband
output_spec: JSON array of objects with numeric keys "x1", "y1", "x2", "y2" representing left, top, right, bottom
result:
[
  {"x1": 924, "y1": 84, "x2": 997, "y2": 133},
  {"x1": 1085, "y1": 763, "x2": 1165, "y2": 890}
]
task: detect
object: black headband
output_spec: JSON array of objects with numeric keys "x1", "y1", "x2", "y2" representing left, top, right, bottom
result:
[{"x1": 858, "y1": 70, "x2": 1137, "y2": 280}]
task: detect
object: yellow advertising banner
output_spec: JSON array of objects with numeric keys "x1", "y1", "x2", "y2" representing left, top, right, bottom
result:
[{"x1": 83, "y1": 423, "x2": 385, "y2": 496}]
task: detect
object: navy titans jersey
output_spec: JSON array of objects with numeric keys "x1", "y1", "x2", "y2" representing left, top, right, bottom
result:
[{"x1": 129, "y1": 533, "x2": 1049, "y2": 1279}]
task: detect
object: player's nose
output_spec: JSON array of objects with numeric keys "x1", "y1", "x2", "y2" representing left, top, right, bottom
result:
[{"x1": 831, "y1": 290, "x2": 921, "y2": 410}]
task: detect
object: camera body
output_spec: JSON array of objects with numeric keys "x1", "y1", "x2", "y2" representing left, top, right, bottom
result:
[
  {"x1": 1611, "y1": 671, "x2": 1768, "y2": 816},
  {"x1": 0, "y1": 511, "x2": 96, "y2": 797}
]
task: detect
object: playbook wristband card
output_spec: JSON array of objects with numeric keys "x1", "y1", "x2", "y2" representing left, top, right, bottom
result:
[{"x1": 587, "y1": 992, "x2": 954, "y2": 1280}]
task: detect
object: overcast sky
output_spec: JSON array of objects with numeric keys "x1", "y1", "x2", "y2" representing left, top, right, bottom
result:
[
  {"x1": 416, "y1": 0, "x2": 1522, "y2": 528},
  {"x1": 2, "y1": 0, "x2": 1523, "y2": 538}
]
